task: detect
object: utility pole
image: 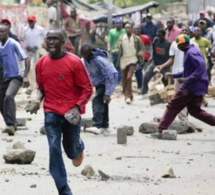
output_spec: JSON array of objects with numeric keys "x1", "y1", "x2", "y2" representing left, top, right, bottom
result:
[
  {"x1": 108, "y1": 0, "x2": 113, "y2": 31},
  {"x1": 158, "y1": 0, "x2": 163, "y2": 13}
]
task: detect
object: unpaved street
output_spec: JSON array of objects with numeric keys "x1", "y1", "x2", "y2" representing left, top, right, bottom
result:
[{"x1": 0, "y1": 90, "x2": 215, "y2": 195}]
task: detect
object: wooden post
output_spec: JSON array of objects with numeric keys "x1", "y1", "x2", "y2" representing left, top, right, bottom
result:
[{"x1": 107, "y1": 0, "x2": 113, "y2": 31}]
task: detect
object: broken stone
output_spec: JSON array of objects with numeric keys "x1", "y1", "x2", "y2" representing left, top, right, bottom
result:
[
  {"x1": 126, "y1": 126, "x2": 134, "y2": 136},
  {"x1": 3, "y1": 149, "x2": 36, "y2": 164},
  {"x1": 82, "y1": 118, "x2": 92, "y2": 130},
  {"x1": 40, "y1": 126, "x2": 46, "y2": 135},
  {"x1": 162, "y1": 130, "x2": 177, "y2": 140},
  {"x1": 6, "y1": 138, "x2": 13, "y2": 143},
  {"x1": 98, "y1": 170, "x2": 110, "y2": 181},
  {"x1": 81, "y1": 165, "x2": 95, "y2": 177},
  {"x1": 162, "y1": 167, "x2": 176, "y2": 178},
  {"x1": 30, "y1": 184, "x2": 37, "y2": 188},
  {"x1": 116, "y1": 157, "x2": 122, "y2": 160},
  {"x1": 13, "y1": 142, "x2": 26, "y2": 150},
  {"x1": 117, "y1": 126, "x2": 127, "y2": 144},
  {"x1": 16, "y1": 126, "x2": 28, "y2": 131},
  {"x1": 16, "y1": 118, "x2": 26, "y2": 126},
  {"x1": 139, "y1": 122, "x2": 157, "y2": 134},
  {"x1": 0, "y1": 168, "x2": 16, "y2": 174},
  {"x1": 5, "y1": 179, "x2": 9, "y2": 182},
  {"x1": 169, "y1": 121, "x2": 188, "y2": 134}
]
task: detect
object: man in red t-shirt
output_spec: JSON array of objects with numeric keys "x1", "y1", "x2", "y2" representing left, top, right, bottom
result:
[
  {"x1": 25, "y1": 30, "x2": 93, "y2": 195},
  {"x1": 134, "y1": 25, "x2": 151, "y2": 92}
]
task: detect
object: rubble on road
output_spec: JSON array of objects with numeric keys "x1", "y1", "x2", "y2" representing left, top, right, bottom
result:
[{"x1": 162, "y1": 130, "x2": 177, "y2": 140}]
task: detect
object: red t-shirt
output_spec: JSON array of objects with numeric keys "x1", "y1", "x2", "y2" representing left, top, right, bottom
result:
[
  {"x1": 140, "y1": 34, "x2": 151, "y2": 61},
  {"x1": 36, "y1": 53, "x2": 93, "y2": 115}
]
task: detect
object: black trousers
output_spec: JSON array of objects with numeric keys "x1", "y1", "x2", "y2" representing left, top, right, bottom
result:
[
  {"x1": 142, "y1": 63, "x2": 169, "y2": 95},
  {"x1": 92, "y1": 85, "x2": 109, "y2": 128},
  {"x1": 0, "y1": 77, "x2": 22, "y2": 126},
  {"x1": 69, "y1": 35, "x2": 81, "y2": 56}
]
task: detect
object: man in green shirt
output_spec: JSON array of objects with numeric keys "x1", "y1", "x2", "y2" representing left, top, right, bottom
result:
[
  {"x1": 108, "y1": 17, "x2": 125, "y2": 84},
  {"x1": 191, "y1": 27, "x2": 212, "y2": 65}
]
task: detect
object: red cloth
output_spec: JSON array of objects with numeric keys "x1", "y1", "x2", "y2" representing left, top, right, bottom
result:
[
  {"x1": 140, "y1": 34, "x2": 151, "y2": 61},
  {"x1": 36, "y1": 53, "x2": 93, "y2": 115},
  {"x1": 62, "y1": 40, "x2": 75, "y2": 53}
]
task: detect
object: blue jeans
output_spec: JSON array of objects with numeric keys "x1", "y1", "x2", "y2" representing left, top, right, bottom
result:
[
  {"x1": 45, "y1": 112, "x2": 85, "y2": 195},
  {"x1": 112, "y1": 54, "x2": 121, "y2": 84},
  {"x1": 135, "y1": 64, "x2": 143, "y2": 89},
  {"x1": 92, "y1": 85, "x2": 109, "y2": 128}
]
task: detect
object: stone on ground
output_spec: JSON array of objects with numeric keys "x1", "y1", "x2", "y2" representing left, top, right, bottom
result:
[
  {"x1": 139, "y1": 122, "x2": 157, "y2": 134},
  {"x1": 98, "y1": 170, "x2": 110, "y2": 181},
  {"x1": 13, "y1": 142, "x2": 26, "y2": 149},
  {"x1": 117, "y1": 126, "x2": 127, "y2": 144},
  {"x1": 81, "y1": 165, "x2": 95, "y2": 177},
  {"x1": 162, "y1": 167, "x2": 176, "y2": 178},
  {"x1": 3, "y1": 149, "x2": 36, "y2": 164},
  {"x1": 16, "y1": 118, "x2": 27, "y2": 126},
  {"x1": 82, "y1": 118, "x2": 92, "y2": 130},
  {"x1": 40, "y1": 126, "x2": 46, "y2": 135},
  {"x1": 162, "y1": 130, "x2": 177, "y2": 140}
]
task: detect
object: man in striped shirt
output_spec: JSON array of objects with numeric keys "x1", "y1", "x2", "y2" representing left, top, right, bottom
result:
[{"x1": 0, "y1": 24, "x2": 30, "y2": 135}]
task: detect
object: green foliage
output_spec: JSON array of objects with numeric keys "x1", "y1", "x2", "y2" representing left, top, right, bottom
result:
[{"x1": 88, "y1": 0, "x2": 186, "y2": 8}]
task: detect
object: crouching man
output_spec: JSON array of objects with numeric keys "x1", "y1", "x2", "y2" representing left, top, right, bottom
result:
[
  {"x1": 26, "y1": 30, "x2": 93, "y2": 195},
  {"x1": 81, "y1": 43, "x2": 118, "y2": 136}
]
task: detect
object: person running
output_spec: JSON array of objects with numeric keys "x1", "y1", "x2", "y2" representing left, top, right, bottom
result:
[
  {"x1": 25, "y1": 29, "x2": 93, "y2": 195},
  {"x1": 0, "y1": 24, "x2": 30, "y2": 135},
  {"x1": 151, "y1": 34, "x2": 215, "y2": 139},
  {"x1": 114, "y1": 23, "x2": 144, "y2": 104},
  {"x1": 81, "y1": 43, "x2": 118, "y2": 135}
]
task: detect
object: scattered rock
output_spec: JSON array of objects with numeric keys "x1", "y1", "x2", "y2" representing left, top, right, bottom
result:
[
  {"x1": 16, "y1": 126, "x2": 28, "y2": 131},
  {"x1": 126, "y1": 126, "x2": 134, "y2": 136},
  {"x1": 3, "y1": 149, "x2": 36, "y2": 164},
  {"x1": 16, "y1": 118, "x2": 26, "y2": 127},
  {"x1": 162, "y1": 130, "x2": 177, "y2": 140},
  {"x1": 13, "y1": 142, "x2": 26, "y2": 149},
  {"x1": 81, "y1": 165, "x2": 95, "y2": 177},
  {"x1": 40, "y1": 126, "x2": 46, "y2": 135},
  {"x1": 30, "y1": 184, "x2": 37, "y2": 188},
  {"x1": 0, "y1": 168, "x2": 16, "y2": 174},
  {"x1": 117, "y1": 126, "x2": 127, "y2": 144},
  {"x1": 98, "y1": 170, "x2": 110, "y2": 181},
  {"x1": 139, "y1": 122, "x2": 157, "y2": 134},
  {"x1": 5, "y1": 179, "x2": 9, "y2": 182},
  {"x1": 169, "y1": 121, "x2": 188, "y2": 134},
  {"x1": 116, "y1": 157, "x2": 122, "y2": 160},
  {"x1": 82, "y1": 118, "x2": 92, "y2": 130},
  {"x1": 162, "y1": 167, "x2": 176, "y2": 178},
  {"x1": 6, "y1": 138, "x2": 13, "y2": 143}
]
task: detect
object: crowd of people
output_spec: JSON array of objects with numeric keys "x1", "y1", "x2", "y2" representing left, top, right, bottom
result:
[{"x1": 2, "y1": 2, "x2": 215, "y2": 194}]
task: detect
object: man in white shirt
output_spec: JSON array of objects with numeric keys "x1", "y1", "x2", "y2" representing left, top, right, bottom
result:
[
  {"x1": 156, "y1": 26, "x2": 199, "y2": 122},
  {"x1": 22, "y1": 15, "x2": 47, "y2": 94},
  {"x1": 47, "y1": 0, "x2": 57, "y2": 29}
]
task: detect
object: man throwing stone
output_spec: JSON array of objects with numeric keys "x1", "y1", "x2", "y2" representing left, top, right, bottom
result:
[
  {"x1": 151, "y1": 34, "x2": 215, "y2": 139},
  {"x1": 26, "y1": 30, "x2": 93, "y2": 195}
]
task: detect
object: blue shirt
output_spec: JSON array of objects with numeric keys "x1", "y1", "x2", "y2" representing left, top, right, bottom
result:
[
  {"x1": 83, "y1": 48, "x2": 118, "y2": 96},
  {"x1": 140, "y1": 22, "x2": 158, "y2": 41},
  {"x1": 173, "y1": 44, "x2": 209, "y2": 95},
  {"x1": 0, "y1": 38, "x2": 28, "y2": 78}
]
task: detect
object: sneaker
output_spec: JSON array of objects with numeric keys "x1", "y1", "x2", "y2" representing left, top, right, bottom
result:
[
  {"x1": 85, "y1": 127, "x2": 102, "y2": 135},
  {"x1": 151, "y1": 132, "x2": 162, "y2": 139},
  {"x1": 125, "y1": 98, "x2": 131, "y2": 104},
  {"x1": 101, "y1": 128, "x2": 111, "y2": 137},
  {"x1": 3, "y1": 125, "x2": 15, "y2": 136}
]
